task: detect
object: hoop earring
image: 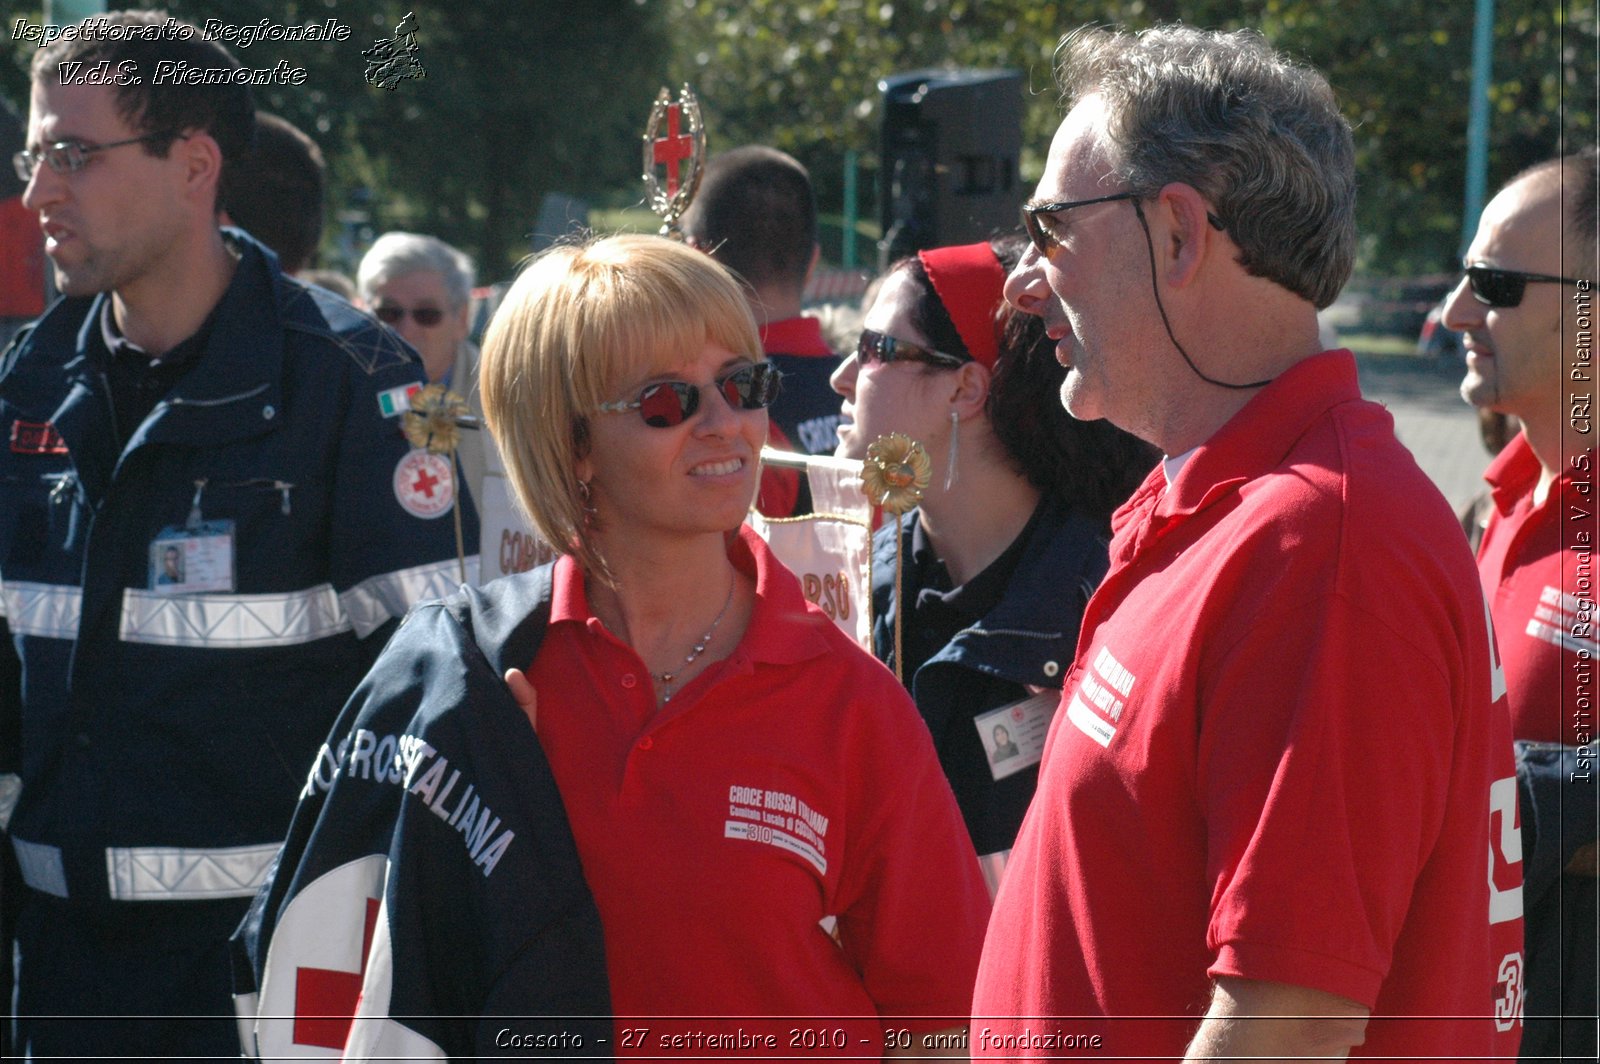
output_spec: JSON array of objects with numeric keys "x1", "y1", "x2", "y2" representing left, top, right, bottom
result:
[
  {"x1": 944, "y1": 411, "x2": 959, "y2": 491},
  {"x1": 578, "y1": 479, "x2": 599, "y2": 528}
]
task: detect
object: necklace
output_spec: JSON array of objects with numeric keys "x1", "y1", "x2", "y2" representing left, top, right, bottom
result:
[{"x1": 653, "y1": 580, "x2": 736, "y2": 701}]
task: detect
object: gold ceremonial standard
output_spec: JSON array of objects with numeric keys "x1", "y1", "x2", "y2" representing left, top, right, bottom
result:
[
  {"x1": 641, "y1": 85, "x2": 707, "y2": 240},
  {"x1": 402, "y1": 384, "x2": 472, "y2": 583},
  {"x1": 861, "y1": 433, "x2": 932, "y2": 682}
]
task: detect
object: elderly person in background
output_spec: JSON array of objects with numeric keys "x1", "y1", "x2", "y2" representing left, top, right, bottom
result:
[
  {"x1": 358, "y1": 231, "x2": 487, "y2": 508},
  {"x1": 831, "y1": 235, "x2": 1154, "y2": 893},
  {"x1": 487, "y1": 233, "x2": 989, "y2": 1053}
]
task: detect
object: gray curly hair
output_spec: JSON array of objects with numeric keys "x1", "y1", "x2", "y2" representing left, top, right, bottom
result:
[{"x1": 1057, "y1": 25, "x2": 1356, "y2": 309}]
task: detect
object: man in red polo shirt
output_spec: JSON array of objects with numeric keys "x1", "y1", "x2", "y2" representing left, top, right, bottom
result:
[
  {"x1": 977, "y1": 24, "x2": 1525, "y2": 1059},
  {"x1": 1446, "y1": 147, "x2": 1598, "y2": 1060},
  {"x1": 684, "y1": 146, "x2": 843, "y2": 516}
]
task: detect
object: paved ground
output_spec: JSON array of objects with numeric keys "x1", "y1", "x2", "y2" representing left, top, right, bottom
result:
[{"x1": 1355, "y1": 353, "x2": 1488, "y2": 514}]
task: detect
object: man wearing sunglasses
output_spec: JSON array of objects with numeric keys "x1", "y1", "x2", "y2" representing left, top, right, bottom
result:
[
  {"x1": 976, "y1": 25, "x2": 1523, "y2": 1061},
  {"x1": 1446, "y1": 148, "x2": 1598, "y2": 1062},
  {"x1": 0, "y1": 13, "x2": 467, "y2": 1059}
]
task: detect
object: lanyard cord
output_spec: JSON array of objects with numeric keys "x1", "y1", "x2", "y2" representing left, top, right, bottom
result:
[{"x1": 1129, "y1": 198, "x2": 1274, "y2": 392}]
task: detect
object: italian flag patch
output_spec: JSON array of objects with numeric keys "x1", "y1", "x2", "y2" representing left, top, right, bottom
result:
[{"x1": 377, "y1": 382, "x2": 422, "y2": 418}]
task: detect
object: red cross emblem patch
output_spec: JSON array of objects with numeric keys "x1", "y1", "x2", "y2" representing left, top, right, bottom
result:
[
  {"x1": 253, "y1": 854, "x2": 392, "y2": 1058},
  {"x1": 392, "y1": 449, "x2": 454, "y2": 520}
]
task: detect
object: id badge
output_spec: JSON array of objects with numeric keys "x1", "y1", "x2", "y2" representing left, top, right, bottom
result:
[
  {"x1": 975, "y1": 689, "x2": 1059, "y2": 781},
  {"x1": 149, "y1": 521, "x2": 236, "y2": 594}
]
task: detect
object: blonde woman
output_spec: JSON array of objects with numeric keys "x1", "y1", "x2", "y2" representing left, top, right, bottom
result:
[
  {"x1": 485, "y1": 234, "x2": 987, "y2": 1055},
  {"x1": 241, "y1": 234, "x2": 988, "y2": 1059}
]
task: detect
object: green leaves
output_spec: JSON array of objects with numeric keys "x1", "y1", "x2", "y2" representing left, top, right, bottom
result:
[{"x1": 0, "y1": 0, "x2": 1590, "y2": 279}]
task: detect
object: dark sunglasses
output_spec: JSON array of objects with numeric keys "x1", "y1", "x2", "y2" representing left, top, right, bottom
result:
[
  {"x1": 1022, "y1": 192, "x2": 1225, "y2": 260},
  {"x1": 374, "y1": 304, "x2": 446, "y2": 327},
  {"x1": 1465, "y1": 264, "x2": 1584, "y2": 308},
  {"x1": 856, "y1": 328, "x2": 968, "y2": 369},
  {"x1": 598, "y1": 362, "x2": 782, "y2": 428}
]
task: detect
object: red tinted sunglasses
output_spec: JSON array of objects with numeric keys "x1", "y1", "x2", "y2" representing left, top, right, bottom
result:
[{"x1": 598, "y1": 363, "x2": 782, "y2": 428}]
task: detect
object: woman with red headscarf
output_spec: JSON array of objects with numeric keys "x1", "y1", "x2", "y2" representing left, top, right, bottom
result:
[{"x1": 831, "y1": 235, "x2": 1156, "y2": 894}]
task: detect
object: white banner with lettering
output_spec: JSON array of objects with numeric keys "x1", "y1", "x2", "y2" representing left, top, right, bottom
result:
[
  {"x1": 477, "y1": 443, "x2": 555, "y2": 582},
  {"x1": 477, "y1": 447, "x2": 873, "y2": 651},
  {"x1": 746, "y1": 451, "x2": 874, "y2": 651}
]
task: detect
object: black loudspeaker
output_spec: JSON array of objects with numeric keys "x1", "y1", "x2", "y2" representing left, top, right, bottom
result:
[{"x1": 878, "y1": 68, "x2": 1023, "y2": 267}]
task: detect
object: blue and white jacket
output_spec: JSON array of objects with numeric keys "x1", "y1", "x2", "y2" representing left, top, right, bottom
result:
[{"x1": 232, "y1": 565, "x2": 611, "y2": 1060}]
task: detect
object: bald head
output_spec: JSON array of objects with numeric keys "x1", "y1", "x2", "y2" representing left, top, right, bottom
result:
[
  {"x1": 1444, "y1": 150, "x2": 1594, "y2": 437},
  {"x1": 1507, "y1": 149, "x2": 1597, "y2": 281}
]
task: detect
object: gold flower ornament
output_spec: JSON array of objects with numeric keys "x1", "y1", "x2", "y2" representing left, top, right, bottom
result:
[
  {"x1": 402, "y1": 384, "x2": 468, "y2": 455},
  {"x1": 862, "y1": 433, "x2": 932, "y2": 515}
]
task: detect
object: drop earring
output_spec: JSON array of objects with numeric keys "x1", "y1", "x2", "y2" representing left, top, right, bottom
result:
[
  {"x1": 578, "y1": 479, "x2": 599, "y2": 528},
  {"x1": 944, "y1": 410, "x2": 959, "y2": 491}
]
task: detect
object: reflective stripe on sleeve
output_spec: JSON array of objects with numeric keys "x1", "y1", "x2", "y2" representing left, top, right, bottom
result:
[
  {"x1": 0, "y1": 772, "x2": 19, "y2": 832},
  {"x1": 12, "y1": 837, "x2": 69, "y2": 898},
  {"x1": 120, "y1": 586, "x2": 353, "y2": 648},
  {"x1": 106, "y1": 842, "x2": 281, "y2": 900},
  {"x1": 337, "y1": 556, "x2": 473, "y2": 639},
  {"x1": 0, "y1": 580, "x2": 82, "y2": 640}
]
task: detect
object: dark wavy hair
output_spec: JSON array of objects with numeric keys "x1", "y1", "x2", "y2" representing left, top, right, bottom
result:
[{"x1": 890, "y1": 234, "x2": 1157, "y2": 519}]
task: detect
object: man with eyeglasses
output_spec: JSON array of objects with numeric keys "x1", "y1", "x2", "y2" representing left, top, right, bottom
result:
[
  {"x1": 1446, "y1": 148, "x2": 1598, "y2": 1061},
  {"x1": 973, "y1": 25, "x2": 1524, "y2": 1060},
  {"x1": 0, "y1": 12, "x2": 468, "y2": 1059}
]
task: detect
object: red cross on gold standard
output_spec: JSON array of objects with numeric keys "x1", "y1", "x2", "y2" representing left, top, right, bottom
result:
[
  {"x1": 293, "y1": 897, "x2": 381, "y2": 1049},
  {"x1": 653, "y1": 103, "x2": 694, "y2": 197}
]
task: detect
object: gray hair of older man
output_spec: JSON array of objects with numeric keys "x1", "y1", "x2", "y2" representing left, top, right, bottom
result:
[
  {"x1": 1057, "y1": 25, "x2": 1356, "y2": 310},
  {"x1": 357, "y1": 231, "x2": 476, "y2": 309}
]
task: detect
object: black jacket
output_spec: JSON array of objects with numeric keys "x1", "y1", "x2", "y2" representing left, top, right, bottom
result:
[{"x1": 870, "y1": 496, "x2": 1109, "y2": 857}]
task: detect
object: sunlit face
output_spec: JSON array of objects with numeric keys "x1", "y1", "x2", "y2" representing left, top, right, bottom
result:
[
  {"x1": 579, "y1": 341, "x2": 768, "y2": 545},
  {"x1": 369, "y1": 269, "x2": 471, "y2": 384},
  {"x1": 829, "y1": 270, "x2": 960, "y2": 461},
  {"x1": 1443, "y1": 173, "x2": 1570, "y2": 423},
  {"x1": 1003, "y1": 94, "x2": 1162, "y2": 434},
  {"x1": 23, "y1": 80, "x2": 190, "y2": 299}
]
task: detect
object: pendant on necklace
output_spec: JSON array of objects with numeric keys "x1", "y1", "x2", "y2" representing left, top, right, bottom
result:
[{"x1": 651, "y1": 582, "x2": 735, "y2": 699}]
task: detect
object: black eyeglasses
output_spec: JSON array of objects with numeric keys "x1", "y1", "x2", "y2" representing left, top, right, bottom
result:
[
  {"x1": 598, "y1": 362, "x2": 781, "y2": 428},
  {"x1": 374, "y1": 304, "x2": 446, "y2": 327},
  {"x1": 1465, "y1": 264, "x2": 1584, "y2": 308},
  {"x1": 1023, "y1": 192, "x2": 1225, "y2": 260},
  {"x1": 856, "y1": 328, "x2": 968, "y2": 369},
  {"x1": 12, "y1": 132, "x2": 181, "y2": 182}
]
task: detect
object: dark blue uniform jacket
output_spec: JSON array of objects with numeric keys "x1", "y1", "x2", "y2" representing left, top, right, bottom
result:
[{"x1": 0, "y1": 233, "x2": 473, "y2": 908}]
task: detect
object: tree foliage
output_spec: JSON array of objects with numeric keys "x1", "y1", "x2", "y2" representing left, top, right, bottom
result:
[
  {"x1": 4, "y1": 1, "x2": 671, "y2": 277},
  {"x1": 2, "y1": 0, "x2": 1593, "y2": 278},
  {"x1": 663, "y1": 0, "x2": 1596, "y2": 274}
]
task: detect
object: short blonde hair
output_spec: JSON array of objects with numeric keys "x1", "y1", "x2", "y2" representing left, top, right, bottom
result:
[{"x1": 479, "y1": 234, "x2": 763, "y2": 579}]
